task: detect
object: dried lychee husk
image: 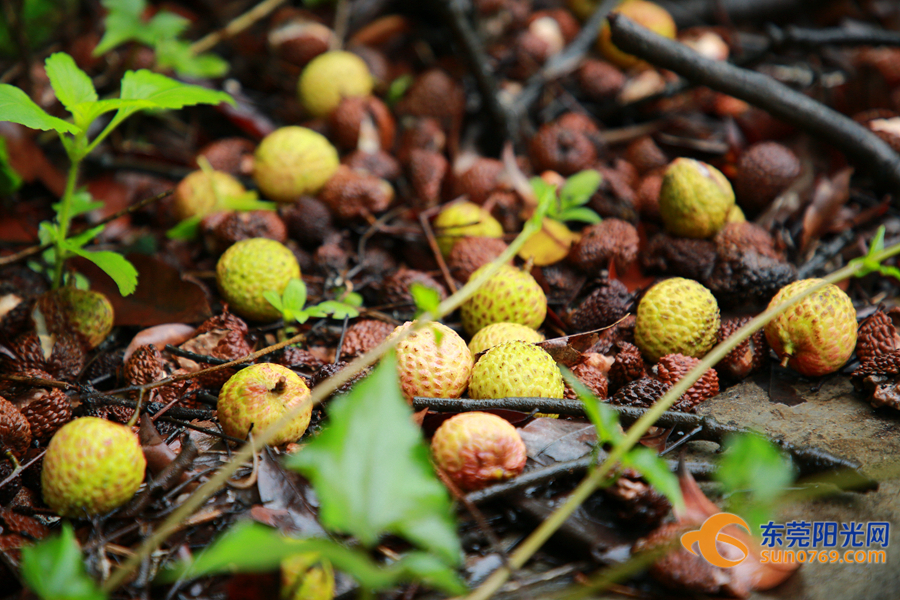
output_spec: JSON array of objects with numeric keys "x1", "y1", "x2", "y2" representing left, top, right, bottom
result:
[
  {"x1": 566, "y1": 279, "x2": 633, "y2": 333},
  {"x1": 340, "y1": 319, "x2": 395, "y2": 360},
  {"x1": 313, "y1": 361, "x2": 372, "y2": 398},
  {"x1": 156, "y1": 372, "x2": 203, "y2": 410},
  {"x1": 570, "y1": 360, "x2": 609, "y2": 399},
  {"x1": 567, "y1": 219, "x2": 639, "y2": 275},
  {"x1": 124, "y1": 344, "x2": 167, "y2": 386},
  {"x1": 765, "y1": 279, "x2": 858, "y2": 377},
  {"x1": 733, "y1": 141, "x2": 800, "y2": 214},
  {"x1": 529, "y1": 122, "x2": 598, "y2": 175},
  {"x1": 605, "y1": 468, "x2": 671, "y2": 525},
  {"x1": 714, "y1": 221, "x2": 781, "y2": 260},
  {"x1": 18, "y1": 387, "x2": 72, "y2": 444},
  {"x1": 2, "y1": 331, "x2": 85, "y2": 381},
  {"x1": 577, "y1": 59, "x2": 625, "y2": 101},
  {"x1": 716, "y1": 316, "x2": 767, "y2": 381},
  {"x1": 451, "y1": 158, "x2": 506, "y2": 205},
  {"x1": 194, "y1": 137, "x2": 256, "y2": 177},
  {"x1": 280, "y1": 196, "x2": 335, "y2": 249},
  {"x1": 625, "y1": 136, "x2": 668, "y2": 175},
  {"x1": 654, "y1": 353, "x2": 719, "y2": 409},
  {"x1": 643, "y1": 233, "x2": 718, "y2": 282},
  {"x1": 431, "y1": 411, "x2": 526, "y2": 491},
  {"x1": 857, "y1": 309, "x2": 900, "y2": 365},
  {"x1": 0, "y1": 396, "x2": 31, "y2": 460},
  {"x1": 608, "y1": 341, "x2": 646, "y2": 393},
  {"x1": 380, "y1": 268, "x2": 448, "y2": 306},
  {"x1": 406, "y1": 149, "x2": 448, "y2": 209},
  {"x1": 396, "y1": 117, "x2": 446, "y2": 163},
  {"x1": 342, "y1": 148, "x2": 401, "y2": 181},
  {"x1": 268, "y1": 18, "x2": 334, "y2": 67},
  {"x1": 395, "y1": 69, "x2": 465, "y2": 126},
  {"x1": 313, "y1": 240, "x2": 349, "y2": 275},
  {"x1": 0, "y1": 367, "x2": 54, "y2": 399},
  {"x1": 318, "y1": 165, "x2": 394, "y2": 221},
  {"x1": 448, "y1": 237, "x2": 510, "y2": 283},
  {"x1": 611, "y1": 377, "x2": 684, "y2": 410},
  {"x1": 272, "y1": 346, "x2": 323, "y2": 373},
  {"x1": 392, "y1": 322, "x2": 473, "y2": 402},
  {"x1": 851, "y1": 351, "x2": 900, "y2": 410},
  {"x1": 197, "y1": 329, "x2": 254, "y2": 390},
  {"x1": 203, "y1": 210, "x2": 288, "y2": 254},
  {"x1": 37, "y1": 287, "x2": 114, "y2": 350},
  {"x1": 196, "y1": 310, "x2": 250, "y2": 338},
  {"x1": 328, "y1": 95, "x2": 395, "y2": 151},
  {"x1": 173, "y1": 170, "x2": 247, "y2": 221},
  {"x1": 637, "y1": 171, "x2": 663, "y2": 221},
  {"x1": 704, "y1": 249, "x2": 796, "y2": 308}
]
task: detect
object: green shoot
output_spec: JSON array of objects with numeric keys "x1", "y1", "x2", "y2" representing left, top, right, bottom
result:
[
  {"x1": 94, "y1": 0, "x2": 229, "y2": 78},
  {"x1": 21, "y1": 523, "x2": 105, "y2": 600},
  {"x1": 530, "y1": 169, "x2": 602, "y2": 225},
  {"x1": 0, "y1": 51, "x2": 233, "y2": 294},
  {"x1": 264, "y1": 278, "x2": 362, "y2": 325}
]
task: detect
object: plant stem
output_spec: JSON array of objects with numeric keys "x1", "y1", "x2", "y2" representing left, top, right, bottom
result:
[
  {"x1": 51, "y1": 158, "x2": 81, "y2": 289},
  {"x1": 461, "y1": 243, "x2": 900, "y2": 600}
]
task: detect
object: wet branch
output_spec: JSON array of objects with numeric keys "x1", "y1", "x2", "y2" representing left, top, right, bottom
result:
[
  {"x1": 607, "y1": 14, "x2": 900, "y2": 197},
  {"x1": 768, "y1": 24, "x2": 900, "y2": 49}
]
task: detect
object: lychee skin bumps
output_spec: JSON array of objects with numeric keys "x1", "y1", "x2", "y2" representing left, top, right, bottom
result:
[
  {"x1": 461, "y1": 264, "x2": 547, "y2": 336},
  {"x1": 764, "y1": 279, "x2": 857, "y2": 377},
  {"x1": 218, "y1": 363, "x2": 312, "y2": 446},
  {"x1": 41, "y1": 417, "x2": 146, "y2": 517},
  {"x1": 468, "y1": 322, "x2": 545, "y2": 355},
  {"x1": 469, "y1": 341, "x2": 564, "y2": 399},
  {"x1": 298, "y1": 50, "x2": 373, "y2": 118},
  {"x1": 431, "y1": 411, "x2": 526, "y2": 491},
  {"x1": 393, "y1": 322, "x2": 473, "y2": 402},
  {"x1": 217, "y1": 238, "x2": 301, "y2": 321},
  {"x1": 433, "y1": 202, "x2": 504, "y2": 257},
  {"x1": 253, "y1": 126, "x2": 339, "y2": 202},
  {"x1": 634, "y1": 278, "x2": 720, "y2": 362},
  {"x1": 658, "y1": 158, "x2": 735, "y2": 239}
]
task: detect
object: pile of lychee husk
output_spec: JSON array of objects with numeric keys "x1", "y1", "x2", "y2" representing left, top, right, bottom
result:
[{"x1": 1, "y1": 0, "x2": 900, "y2": 597}]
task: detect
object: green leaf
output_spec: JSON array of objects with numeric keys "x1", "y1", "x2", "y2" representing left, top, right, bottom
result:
[
  {"x1": 220, "y1": 191, "x2": 274, "y2": 212},
  {"x1": 282, "y1": 278, "x2": 307, "y2": 315},
  {"x1": 560, "y1": 169, "x2": 601, "y2": 208},
  {"x1": 52, "y1": 189, "x2": 103, "y2": 218},
  {"x1": 410, "y1": 282, "x2": 441, "y2": 318},
  {"x1": 145, "y1": 10, "x2": 190, "y2": 43},
  {"x1": 622, "y1": 446, "x2": 684, "y2": 512},
  {"x1": 263, "y1": 290, "x2": 284, "y2": 313},
  {"x1": 386, "y1": 74, "x2": 414, "y2": 106},
  {"x1": 166, "y1": 215, "x2": 202, "y2": 240},
  {"x1": 562, "y1": 368, "x2": 622, "y2": 446},
  {"x1": 287, "y1": 353, "x2": 460, "y2": 564},
  {"x1": 870, "y1": 225, "x2": 886, "y2": 256},
  {"x1": 20, "y1": 523, "x2": 105, "y2": 600},
  {"x1": 306, "y1": 300, "x2": 360, "y2": 320},
  {"x1": 157, "y1": 521, "x2": 465, "y2": 594},
  {"x1": 64, "y1": 224, "x2": 105, "y2": 250},
  {"x1": 44, "y1": 53, "x2": 97, "y2": 116},
  {"x1": 119, "y1": 69, "x2": 233, "y2": 109},
  {"x1": 0, "y1": 136, "x2": 22, "y2": 195},
  {"x1": 94, "y1": 0, "x2": 146, "y2": 55},
  {"x1": 556, "y1": 206, "x2": 602, "y2": 224},
  {"x1": 343, "y1": 291, "x2": 364, "y2": 307},
  {"x1": 0, "y1": 84, "x2": 80, "y2": 134},
  {"x1": 64, "y1": 245, "x2": 138, "y2": 296},
  {"x1": 155, "y1": 39, "x2": 229, "y2": 79}
]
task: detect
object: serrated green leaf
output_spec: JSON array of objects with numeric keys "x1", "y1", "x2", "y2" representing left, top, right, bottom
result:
[
  {"x1": 94, "y1": 0, "x2": 150, "y2": 55},
  {"x1": 282, "y1": 278, "x2": 307, "y2": 315},
  {"x1": 286, "y1": 353, "x2": 460, "y2": 565},
  {"x1": 145, "y1": 11, "x2": 190, "y2": 43},
  {"x1": 410, "y1": 281, "x2": 440, "y2": 318},
  {"x1": 166, "y1": 215, "x2": 202, "y2": 240},
  {"x1": 155, "y1": 39, "x2": 229, "y2": 79},
  {"x1": 0, "y1": 84, "x2": 80, "y2": 134},
  {"x1": 21, "y1": 523, "x2": 105, "y2": 600},
  {"x1": 44, "y1": 53, "x2": 97, "y2": 119},
  {"x1": 622, "y1": 446, "x2": 684, "y2": 512},
  {"x1": 119, "y1": 69, "x2": 233, "y2": 109},
  {"x1": 64, "y1": 224, "x2": 105, "y2": 250},
  {"x1": 556, "y1": 206, "x2": 602, "y2": 224},
  {"x1": 52, "y1": 189, "x2": 102, "y2": 218},
  {"x1": 560, "y1": 169, "x2": 601, "y2": 208},
  {"x1": 0, "y1": 136, "x2": 22, "y2": 195},
  {"x1": 64, "y1": 246, "x2": 137, "y2": 296}
]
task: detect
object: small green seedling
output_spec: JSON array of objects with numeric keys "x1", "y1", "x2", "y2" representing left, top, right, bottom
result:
[
  {"x1": 265, "y1": 278, "x2": 363, "y2": 326},
  {"x1": 95, "y1": 0, "x2": 228, "y2": 78},
  {"x1": 0, "y1": 52, "x2": 232, "y2": 295},
  {"x1": 531, "y1": 169, "x2": 603, "y2": 225}
]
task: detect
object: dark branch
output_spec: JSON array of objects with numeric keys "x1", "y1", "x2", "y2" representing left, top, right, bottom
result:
[
  {"x1": 768, "y1": 24, "x2": 900, "y2": 49},
  {"x1": 607, "y1": 14, "x2": 900, "y2": 198}
]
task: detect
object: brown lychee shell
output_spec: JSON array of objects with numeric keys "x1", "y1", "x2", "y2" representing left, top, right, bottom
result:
[
  {"x1": 124, "y1": 344, "x2": 167, "y2": 386},
  {"x1": 328, "y1": 96, "x2": 396, "y2": 151},
  {"x1": 451, "y1": 158, "x2": 506, "y2": 205},
  {"x1": 381, "y1": 268, "x2": 448, "y2": 306},
  {"x1": 571, "y1": 361, "x2": 609, "y2": 399},
  {"x1": 529, "y1": 122, "x2": 597, "y2": 175},
  {"x1": 655, "y1": 353, "x2": 719, "y2": 408},
  {"x1": 566, "y1": 279, "x2": 633, "y2": 333},
  {"x1": 716, "y1": 316, "x2": 767, "y2": 380},
  {"x1": 625, "y1": 136, "x2": 668, "y2": 175},
  {"x1": 340, "y1": 319, "x2": 395, "y2": 360},
  {"x1": 714, "y1": 221, "x2": 781, "y2": 261},
  {"x1": 318, "y1": 166, "x2": 393, "y2": 221},
  {"x1": 733, "y1": 141, "x2": 800, "y2": 213},
  {"x1": 857, "y1": 309, "x2": 900, "y2": 365},
  {"x1": 406, "y1": 149, "x2": 448, "y2": 209},
  {"x1": 0, "y1": 396, "x2": 31, "y2": 459},
  {"x1": 18, "y1": 387, "x2": 72, "y2": 444},
  {"x1": 448, "y1": 237, "x2": 510, "y2": 283},
  {"x1": 568, "y1": 219, "x2": 639, "y2": 275},
  {"x1": 577, "y1": 59, "x2": 625, "y2": 101},
  {"x1": 608, "y1": 341, "x2": 646, "y2": 393}
]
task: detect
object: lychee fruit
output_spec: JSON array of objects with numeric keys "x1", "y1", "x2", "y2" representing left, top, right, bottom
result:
[
  {"x1": 431, "y1": 411, "x2": 526, "y2": 491},
  {"x1": 41, "y1": 417, "x2": 146, "y2": 517},
  {"x1": 38, "y1": 287, "x2": 114, "y2": 349},
  {"x1": 433, "y1": 202, "x2": 504, "y2": 257},
  {"x1": 598, "y1": 1, "x2": 676, "y2": 70},
  {"x1": 217, "y1": 363, "x2": 313, "y2": 445},
  {"x1": 634, "y1": 277, "x2": 720, "y2": 362},
  {"x1": 658, "y1": 158, "x2": 735, "y2": 239},
  {"x1": 253, "y1": 126, "x2": 340, "y2": 202},
  {"x1": 281, "y1": 552, "x2": 335, "y2": 600},
  {"x1": 764, "y1": 279, "x2": 857, "y2": 376},
  {"x1": 468, "y1": 322, "x2": 545, "y2": 355},
  {"x1": 172, "y1": 169, "x2": 246, "y2": 221},
  {"x1": 469, "y1": 341, "x2": 564, "y2": 399},
  {"x1": 298, "y1": 50, "x2": 373, "y2": 118},
  {"x1": 460, "y1": 264, "x2": 547, "y2": 336},
  {"x1": 217, "y1": 238, "x2": 301, "y2": 321},
  {"x1": 392, "y1": 322, "x2": 473, "y2": 402}
]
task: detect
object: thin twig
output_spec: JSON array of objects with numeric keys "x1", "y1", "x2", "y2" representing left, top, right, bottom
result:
[
  {"x1": 190, "y1": 0, "x2": 288, "y2": 55},
  {"x1": 607, "y1": 14, "x2": 900, "y2": 197},
  {"x1": 768, "y1": 24, "x2": 900, "y2": 49}
]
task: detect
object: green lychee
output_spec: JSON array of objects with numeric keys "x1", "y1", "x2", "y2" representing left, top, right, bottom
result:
[
  {"x1": 468, "y1": 322, "x2": 545, "y2": 355},
  {"x1": 173, "y1": 169, "x2": 246, "y2": 221},
  {"x1": 41, "y1": 417, "x2": 146, "y2": 517},
  {"x1": 298, "y1": 51, "x2": 373, "y2": 118},
  {"x1": 764, "y1": 279, "x2": 857, "y2": 376},
  {"x1": 39, "y1": 287, "x2": 114, "y2": 349},
  {"x1": 598, "y1": 0, "x2": 676, "y2": 70},
  {"x1": 658, "y1": 158, "x2": 735, "y2": 239},
  {"x1": 217, "y1": 238, "x2": 300, "y2": 321},
  {"x1": 431, "y1": 411, "x2": 526, "y2": 491},
  {"x1": 469, "y1": 341, "x2": 564, "y2": 399},
  {"x1": 392, "y1": 321, "x2": 473, "y2": 402},
  {"x1": 634, "y1": 277, "x2": 720, "y2": 362},
  {"x1": 253, "y1": 126, "x2": 340, "y2": 202},
  {"x1": 433, "y1": 202, "x2": 504, "y2": 257},
  {"x1": 460, "y1": 264, "x2": 547, "y2": 336},
  {"x1": 281, "y1": 553, "x2": 335, "y2": 600},
  {"x1": 218, "y1": 363, "x2": 313, "y2": 445}
]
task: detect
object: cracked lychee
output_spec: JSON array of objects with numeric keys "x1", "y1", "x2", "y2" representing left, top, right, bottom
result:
[
  {"x1": 217, "y1": 363, "x2": 313, "y2": 445},
  {"x1": 431, "y1": 411, "x2": 526, "y2": 491}
]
